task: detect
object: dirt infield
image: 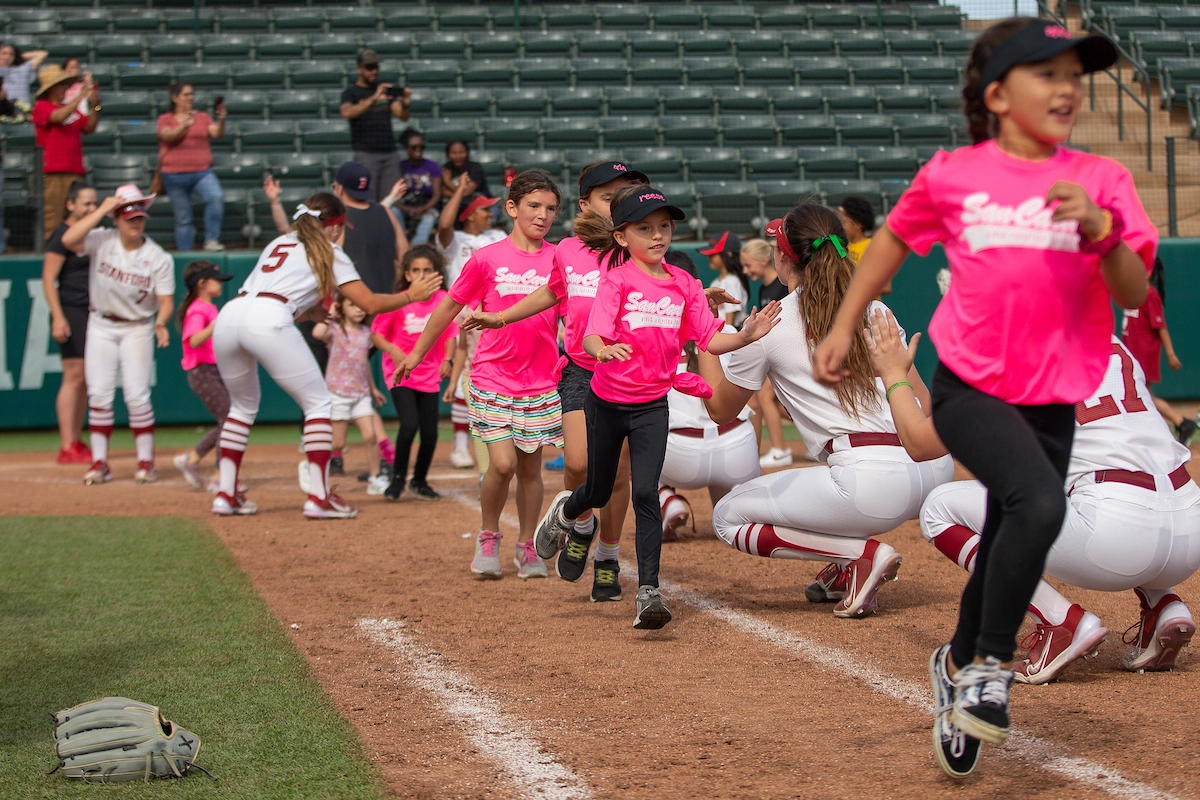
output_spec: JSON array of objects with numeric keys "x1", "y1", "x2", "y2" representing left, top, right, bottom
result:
[{"x1": 5, "y1": 442, "x2": 1199, "y2": 799}]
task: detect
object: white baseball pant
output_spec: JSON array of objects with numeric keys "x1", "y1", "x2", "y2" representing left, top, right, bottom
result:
[
  {"x1": 713, "y1": 448, "x2": 955, "y2": 563},
  {"x1": 661, "y1": 421, "x2": 760, "y2": 493},
  {"x1": 85, "y1": 314, "x2": 156, "y2": 465}
]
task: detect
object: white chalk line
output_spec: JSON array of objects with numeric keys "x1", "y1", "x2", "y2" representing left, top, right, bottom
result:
[{"x1": 358, "y1": 618, "x2": 591, "y2": 800}]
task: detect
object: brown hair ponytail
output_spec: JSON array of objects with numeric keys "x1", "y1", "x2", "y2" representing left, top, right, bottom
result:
[
  {"x1": 780, "y1": 203, "x2": 878, "y2": 418},
  {"x1": 289, "y1": 191, "x2": 344, "y2": 300},
  {"x1": 962, "y1": 17, "x2": 1043, "y2": 145},
  {"x1": 175, "y1": 259, "x2": 218, "y2": 331}
]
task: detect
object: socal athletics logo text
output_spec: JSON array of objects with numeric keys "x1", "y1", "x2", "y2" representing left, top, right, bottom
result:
[
  {"x1": 403, "y1": 312, "x2": 431, "y2": 335},
  {"x1": 621, "y1": 291, "x2": 683, "y2": 331},
  {"x1": 959, "y1": 192, "x2": 1081, "y2": 254},
  {"x1": 493, "y1": 267, "x2": 550, "y2": 297},
  {"x1": 565, "y1": 266, "x2": 601, "y2": 299},
  {"x1": 96, "y1": 261, "x2": 152, "y2": 289}
]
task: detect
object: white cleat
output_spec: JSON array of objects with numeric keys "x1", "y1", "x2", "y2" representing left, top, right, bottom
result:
[
  {"x1": 134, "y1": 461, "x2": 157, "y2": 484},
  {"x1": 83, "y1": 461, "x2": 112, "y2": 486},
  {"x1": 304, "y1": 491, "x2": 358, "y2": 520},
  {"x1": 212, "y1": 492, "x2": 258, "y2": 516}
]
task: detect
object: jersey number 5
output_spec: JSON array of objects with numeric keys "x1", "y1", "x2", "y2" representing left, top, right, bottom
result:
[
  {"x1": 261, "y1": 243, "x2": 297, "y2": 273},
  {"x1": 1075, "y1": 344, "x2": 1148, "y2": 425}
]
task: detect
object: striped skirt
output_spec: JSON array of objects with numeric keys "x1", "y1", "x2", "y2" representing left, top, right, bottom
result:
[{"x1": 468, "y1": 381, "x2": 564, "y2": 453}]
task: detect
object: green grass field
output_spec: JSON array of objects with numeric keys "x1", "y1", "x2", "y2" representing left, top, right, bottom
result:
[{"x1": 0, "y1": 516, "x2": 386, "y2": 799}]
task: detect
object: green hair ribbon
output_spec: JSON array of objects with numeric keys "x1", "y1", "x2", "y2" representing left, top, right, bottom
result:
[{"x1": 810, "y1": 234, "x2": 848, "y2": 258}]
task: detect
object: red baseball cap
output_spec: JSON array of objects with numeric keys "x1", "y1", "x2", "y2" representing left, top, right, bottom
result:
[
  {"x1": 699, "y1": 231, "x2": 741, "y2": 256},
  {"x1": 457, "y1": 193, "x2": 499, "y2": 223},
  {"x1": 764, "y1": 218, "x2": 784, "y2": 237}
]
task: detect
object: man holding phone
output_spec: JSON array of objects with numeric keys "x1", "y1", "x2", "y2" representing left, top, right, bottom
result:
[{"x1": 340, "y1": 49, "x2": 412, "y2": 202}]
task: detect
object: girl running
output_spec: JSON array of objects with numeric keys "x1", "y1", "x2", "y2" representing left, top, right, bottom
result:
[
  {"x1": 533, "y1": 186, "x2": 781, "y2": 630},
  {"x1": 397, "y1": 169, "x2": 564, "y2": 580},
  {"x1": 373, "y1": 244, "x2": 458, "y2": 502},
  {"x1": 173, "y1": 260, "x2": 233, "y2": 490},
  {"x1": 211, "y1": 191, "x2": 440, "y2": 519},
  {"x1": 811, "y1": 18, "x2": 1155, "y2": 778}
]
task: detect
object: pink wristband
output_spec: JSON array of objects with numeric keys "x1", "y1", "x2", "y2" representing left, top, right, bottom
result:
[{"x1": 1078, "y1": 207, "x2": 1125, "y2": 258}]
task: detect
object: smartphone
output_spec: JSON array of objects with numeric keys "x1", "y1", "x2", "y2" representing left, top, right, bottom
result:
[
  {"x1": 213, "y1": 95, "x2": 224, "y2": 109},
  {"x1": 385, "y1": 86, "x2": 405, "y2": 100}
]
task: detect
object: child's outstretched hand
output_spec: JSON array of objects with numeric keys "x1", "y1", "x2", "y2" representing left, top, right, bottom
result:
[
  {"x1": 863, "y1": 308, "x2": 918, "y2": 385},
  {"x1": 597, "y1": 343, "x2": 633, "y2": 363},
  {"x1": 704, "y1": 286, "x2": 737, "y2": 317},
  {"x1": 460, "y1": 311, "x2": 503, "y2": 331},
  {"x1": 1046, "y1": 181, "x2": 1108, "y2": 241},
  {"x1": 406, "y1": 272, "x2": 443, "y2": 303},
  {"x1": 740, "y1": 300, "x2": 782, "y2": 343}
]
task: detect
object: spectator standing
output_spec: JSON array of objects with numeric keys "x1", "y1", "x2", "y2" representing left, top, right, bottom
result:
[
  {"x1": 157, "y1": 82, "x2": 226, "y2": 251},
  {"x1": 340, "y1": 49, "x2": 411, "y2": 202},
  {"x1": 42, "y1": 180, "x2": 97, "y2": 464},
  {"x1": 332, "y1": 162, "x2": 408, "y2": 294},
  {"x1": 396, "y1": 129, "x2": 442, "y2": 244},
  {"x1": 441, "y1": 139, "x2": 491, "y2": 199},
  {"x1": 33, "y1": 65, "x2": 99, "y2": 240},
  {"x1": 700, "y1": 231, "x2": 749, "y2": 328},
  {"x1": 838, "y1": 195, "x2": 888, "y2": 298},
  {"x1": 0, "y1": 42, "x2": 49, "y2": 107}
]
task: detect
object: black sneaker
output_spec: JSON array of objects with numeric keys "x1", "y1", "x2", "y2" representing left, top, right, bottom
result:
[
  {"x1": 329, "y1": 455, "x2": 345, "y2": 475},
  {"x1": 1178, "y1": 418, "x2": 1197, "y2": 446},
  {"x1": 929, "y1": 644, "x2": 982, "y2": 779},
  {"x1": 951, "y1": 655, "x2": 1013, "y2": 746},
  {"x1": 591, "y1": 559, "x2": 622, "y2": 602},
  {"x1": 380, "y1": 459, "x2": 394, "y2": 481},
  {"x1": 633, "y1": 585, "x2": 672, "y2": 629},
  {"x1": 556, "y1": 519, "x2": 595, "y2": 582},
  {"x1": 408, "y1": 481, "x2": 440, "y2": 501},
  {"x1": 357, "y1": 472, "x2": 370, "y2": 483},
  {"x1": 383, "y1": 480, "x2": 403, "y2": 502}
]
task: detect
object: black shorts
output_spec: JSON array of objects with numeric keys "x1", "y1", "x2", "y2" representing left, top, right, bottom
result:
[
  {"x1": 558, "y1": 357, "x2": 594, "y2": 414},
  {"x1": 58, "y1": 304, "x2": 89, "y2": 360}
]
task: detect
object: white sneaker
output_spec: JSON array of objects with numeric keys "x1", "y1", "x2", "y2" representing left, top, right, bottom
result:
[
  {"x1": 759, "y1": 448, "x2": 793, "y2": 468},
  {"x1": 212, "y1": 492, "x2": 258, "y2": 516},
  {"x1": 366, "y1": 474, "x2": 390, "y2": 496},
  {"x1": 449, "y1": 448, "x2": 475, "y2": 469},
  {"x1": 174, "y1": 453, "x2": 204, "y2": 489},
  {"x1": 202, "y1": 239, "x2": 225, "y2": 252},
  {"x1": 297, "y1": 460, "x2": 311, "y2": 495}
]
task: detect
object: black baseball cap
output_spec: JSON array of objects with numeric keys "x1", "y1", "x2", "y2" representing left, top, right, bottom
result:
[
  {"x1": 335, "y1": 161, "x2": 373, "y2": 201},
  {"x1": 979, "y1": 22, "x2": 1117, "y2": 99},
  {"x1": 700, "y1": 231, "x2": 742, "y2": 256},
  {"x1": 610, "y1": 187, "x2": 685, "y2": 227},
  {"x1": 185, "y1": 263, "x2": 234, "y2": 289},
  {"x1": 579, "y1": 161, "x2": 649, "y2": 200}
]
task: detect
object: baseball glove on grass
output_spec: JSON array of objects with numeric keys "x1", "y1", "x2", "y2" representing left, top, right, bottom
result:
[{"x1": 50, "y1": 697, "x2": 215, "y2": 783}]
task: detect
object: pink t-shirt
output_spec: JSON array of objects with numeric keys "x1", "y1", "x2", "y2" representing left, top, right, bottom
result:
[
  {"x1": 156, "y1": 112, "x2": 215, "y2": 174},
  {"x1": 547, "y1": 236, "x2": 610, "y2": 372},
  {"x1": 372, "y1": 290, "x2": 459, "y2": 393},
  {"x1": 888, "y1": 140, "x2": 1157, "y2": 405},
  {"x1": 180, "y1": 300, "x2": 217, "y2": 370},
  {"x1": 322, "y1": 322, "x2": 372, "y2": 398},
  {"x1": 586, "y1": 263, "x2": 722, "y2": 404},
  {"x1": 449, "y1": 238, "x2": 559, "y2": 396}
]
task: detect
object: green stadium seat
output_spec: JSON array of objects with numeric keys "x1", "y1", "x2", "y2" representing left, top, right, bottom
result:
[
  {"x1": 1161, "y1": 8, "x2": 1200, "y2": 33},
  {"x1": 175, "y1": 62, "x2": 229, "y2": 90},
  {"x1": 622, "y1": 146, "x2": 685, "y2": 180},
  {"x1": 298, "y1": 118, "x2": 350, "y2": 150},
  {"x1": 719, "y1": 115, "x2": 779, "y2": 146},
  {"x1": 267, "y1": 89, "x2": 320, "y2": 119},
  {"x1": 657, "y1": 181, "x2": 697, "y2": 221},
  {"x1": 916, "y1": 145, "x2": 952, "y2": 164},
  {"x1": 200, "y1": 33, "x2": 251, "y2": 61},
  {"x1": 759, "y1": 179, "x2": 820, "y2": 219},
  {"x1": 523, "y1": 32, "x2": 574, "y2": 57},
  {"x1": 824, "y1": 85, "x2": 877, "y2": 112},
  {"x1": 574, "y1": 57, "x2": 629, "y2": 86},
  {"x1": 541, "y1": 117, "x2": 601, "y2": 148},
  {"x1": 714, "y1": 85, "x2": 770, "y2": 114},
  {"x1": 596, "y1": 4, "x2": 651, "y2": 30},
  {"x1": 888, "y1": 30, "x2": 940, "y2": 55},
  {"x1": 742, "y1": 146, "x2": 800, "y2": 180},
  {"x1": 116, "y1": 63, "x2": 173, "y2": 91},
  {"x1": 870, "y1": 3, "x2": 916, "y2": 29},
  {"x1": 39, "y1": 35, "x2": 93, "y2": 63},
  {"x1": 382, "y1": 6, "x2": 429, "y2": 32},
  {"x1": 363, "y1": 33, "x2": 413, "y2": 58},
  {"x1": 1105, "y1": 8, "x2": 1163, "y2": 40},
  {"x1": 148, "y1": 34, "x2": 198, "y2": 62},
  {"x1": 473, "y1": 148, "x2": 507, "y2": 187},
  {"x1": 2, "y1": 150, "x2": 33, "y2": 189},
  {"x1": 563, "y1": 147, "x2": 622, "y2": 180},
  {"x1": 471, "y1": 32, "x2": 521, "y2": 59},
  {"x1": 876, "y1": 85, "x2": 931, "y2": 112},
  {"x1": 605, "y1": 86, "x2": 660, "y2": 114},
  {"x1": 796, "y1": 145, "x2": 858, "y2": 178},
  {"x1": 84, "y1": 119, "x2": 117, "y2": 150},
  {"x1": 100, "y1": 90, "x2": 157, "y2": 120},
  {"x1": 436, "y1": 87, "x2": 492, "y2": 117},
  {"x1": 1135, "y1": 31, "x2": 1190, "y2": 74},
  {"x1": 210, "y1": 152, "x2": 265, "y2": 188},
  {"x1": 268, "y1": 152, "x2": 325, "y2": 182},
  {"x1": 858, "y1": 145, "x2": 918, "y2": 179},
  {"x1": 836, "y1": 113, "x2": 894, "y2": 145},
  {"x1": 695, "y1": 180, "x2": 759, "y2": 238},
  {"x1": 684, "y1": 56, "x2": 740, "y2": 84},
  {"x1": 652, "y1": 3, "x2": 704, "y2": 30},
  {"x1": 420, "y1": 118, "x2": 476, "y2": 151},
  {"x1": 143, "y1": 197, "x2": 176, "y2": 249},
  {"x1": 849, "y1": 56, "x2": 905, "y2": 84},
  {"x1": 232, "y1": 60, "x2": 287, "y2": 89},
  {"x1": 684, "y1": 146, "x2": 742, "y2": 180},
  {"x1": 741, "y1": 57, "x2": 796, "y2": 86},
  {"x1": 62, "y1": 10, "x2": 112, "y2": 34},
  {"x1": 492, "y1": 4, "x2": 544, "y2": 31},
  {"x1": 327, "y1": 8, "x2": 380, "y2": 32},
  {"x1": 480, "y1": 117, "x2": 540, "y2": 148},
  {"x1": 894, "y1": 113, "x2": 954, "y2": 145},
  {"x1": 630, "y1": 31, "x2": 680, "y2": 58},
  {"x1": 808, "y1": 5, "x2": 862, "y2": 28},
  {"x1": 911, "y1": 5, "x2": 964, "y2": 29},
  {"x1": 549, "y1": 86, "x2": 605, "y2": 114},
  {"x1": 820, "y1": 178, "x2": 881, "y2": 207},
  {"x1": 254, "y1": 34, "x2": 306, "y2": 60},
  {"x1": 495, "y1": 87, "x2": 548, "y2": 117},
  {"x1": 661, "y1": 115, "x2": 719, "y2": 146},
  {"x1": 288, "y1": 60, "x2": 345, "y2": 90},
  {"x1": 769, "y1": 85, "x2": 824, "y2": 112},
  {"x1": 115, "y1": 119, "x2": 159, "y2": 153},
  {"x1": 704, "y1": 5, "x2": 758, "y2": 30},
  {"x1": 734, "y1": 31, "x2": 786, "y2": 57},
  {"x1": 416, "y1": 33, "x2": 469, "y2": 59},
  {"x1": 462, "y1": 59, "x2": 516, "y2": 88},
  {"x1": 546, "y1": 4, "x2": 599, "y2": 30},
  {"x1": 599, "y1": 115, "x2": 659, "y2": 147},
  {"x1": 82, "y1": 63, "x2": 116, "y2": 90},
  {"x1": 758, "y1": 5, "x2": 811, "y2": 29},
  {"x1": 662, "y1": 86, "x2": 714, "y2": 115},
  {"x1": 796, "y1": 57, "x2": 850, "y2": 84},
  {"x1": 95, "y1": 34, "x2": 146, "y2": 61},
  {"x1": 89, "y1": 154, "x2": 149, "y2": 191},
  {"x1": 576, "y1": 32, "x2": 628, "y2": 57},
  {"x1": 681, "y1": 31, "x2": 733, "y2": 57},
  {"x1": 310, "y1": 34, "x2": 362, "y2": 59},
  {"x1": 505, "y1": 147, "x2": 565, "y2": 177},
  {"x1": 837, "y1": 31, "x2": 889, "y2": 56},
  {"x1": 903, "y1": 56, "x2": 961, "y2": 85},
  {"x1": 779, "y1": 30, "x2": 835, "y2": 58},
  {"x1": 219, "y1": 187, "x2": 252, "y2": 246},
  {"x1": 111, "y1": 12, "x2": 161, "y2": 35},
  {"x1": 927, "y1": 85, "x2": 961, "y2": 113},
  {"x1": 218, "y1": 9, "x2": 270, "y2": 34},
  {"x1": 880, "y1": 178, "x2": 911, "y2": 212},
  {"x1": 402, "y1": 59, "x2": 461, "y2": 87},
  {"x1": 273, "y1": 9, "x2": 327, "y2": 34},
  {"x1": 1159, "y1": 58, "x2": 1200, "y2": 105},
  {"x1": 437, "y1": 5, "x2": 492, "y2": 31},
  {"x1": 239, "y1": 120, "x2": 297, "y2": 152},
  {"x1": 937, "y1": 30, "x2": 975, "y2": 56}
]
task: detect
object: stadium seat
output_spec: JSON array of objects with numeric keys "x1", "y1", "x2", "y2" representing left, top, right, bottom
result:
[
  {"x1": 903, "y1": 56, "x2": 962, "y2": 85},
  {"x1": 858, "y1": 145, "x2": 919, "y2": 179},
  {"x1": 362, "y1": 33, "x2": 413, "y2": 58},
  {"x1": 492, "y1": 4, "x2": 544, "y2": 31},
  {"x1": 516, "y1": 58, "x2": 573, "y2": 87},
  {"x1": 111, "y1": 11, "x2": 161, "y2": 35},
  {"x1": 542, "y1": 118, "x2": 601, "y2": 148},
  {"x1": 402, "y1": 59, "x2": 462, "y2": 88},
  {"x1": 471, "y1": 32, "x2": 521, "y2": 59},
  {"x1": 1103, "y1": 7, "x2": 1163, "y2": 40},
  {"x1": 83, "y1": 63, "x2": 116, "y2": 90},
  {"x1": 599, "y1": 115, "x2": 660, "y2": 147},
  {"x1": 239, "y1": 120, "x2": 298, "y2": 152},
  {"x1": 210, "y1": 152, "x2": 266, "y2": 189},
  {"x1": 888, "y1": 31, "x2": 940, "y2": 55},
  {"x1": 101, "y1": 90, "x2": 158, "y2": 121},
  {"x1": 89, "y1": 154, "x2": 149, "y2": 192},
  {"x1": 661, "y1": 116, "x2": 720, "y2": 146},
  {"x1": 437, "y1": 87, "x2": 492, "y2": 117},
  {"x1": 632, "y1": 57, "x2": 685, "y2": 84},
  {"x1": 911, "y1": 5, "x2": 965, "y2": 29},
  {"x1": 38, "y1": 35, "x2": 93, "y2": 63},
  {"x1": 161, "y1": 9, "x2": 214, "y2": 34},
  {"x1": 549, "y1": 86, "x2": 605, "y2": 114},
  {"x1": 796, "y1": 146, "x2": 860, "y2": 179},
  {"x1": 175, "y1": 62, "x2": 229, "y2": 91},
  {"x1": 849, "y1": 57, "x2": 905, "y2": 84},
  {"x1": 219, "y1": 187, "x2": 252, "y2": 246},
  {"x1": 85, "y1": 119, "x2": 118, "y2": 150},
  {"x1": 808, "y1": 5, "x2": 862, "y2": 28},
  {"x1": 607, "y1": 86, "x2": 662, "y2": 115},
  {"x1": 218, "y1": 9, "x2": 271, "y2": 34},
  {"x1": 576, "y1": 31, "x2": 628, "y2": 57},
  {"x1": 653, "y1": 3, "x2": 704, "y2": 30},
  {"x1": 741, "y1": 57, "x2": 796, "y2": 86},
  {"x1": 273, "y1": 9, "x2": 327, "y2": 34},
  {"x1": 287, "y1": 60, "x2": 344, "y2": 90},
  {"x1": 436, "y1": 5, "x2": 492, "y2": 31},
  {"x1": 563, "y1": 147, "x2": 622, "y2": 179},
  {"x1": 779, "y1": 114, "x2": 838, "y2": 145},
  {"x1": 657, "y1": 179, "x2": 698, "y2": 220},
  {"x1": 420, "y1": 116, "x2": 476, "y2": 150},
  {"x1": 759, "y1": 5, "x2": 811, "y2": 29},
  {"x1": 782, "y1": 31, "x2": 838, "y2": 57},
  {"x1": 268, "y1": 89, "x2": 321, "y2": 119},
  {"x1": 937, "y1": 30, "x2": 975, "y2": 56},
  {"x1": 1162, "y1": 8, "x2": 1200, "y2": 33},
  {"x1": 681, "y1": 31, "x2": 733, "y2": 57},
  {"x1": 143, "y1": 197, "x2": 176, "y2": 249},
  {"x1": 480, "y1": 117, "x2": 540, "y2": 148},
  {"x1": 254, "y1": 34, "x2": 306, "y2": 60},
  {"x1": 116, "y1": 63, "x2": 174, "y2": 91},
  {"x1": 115, "y1": 120, "x2": 160, "y2": 153},
  {"x1": 268, "y1": 152, "x2": 326, "y2": 183},
  {"x1": 95, "y1": 34, "x2": 146, "y2": 61},
  {"x1": 894, "y1": 113, "x2": 954, "y2": 145},
  {"x1": 796, "y1": 57, "x2": 851, "y2": 85},
  {"x1": 695, "y1": 180, "x2": 759, "y2": 238},
  {"x1": 734, "y1": 31, "x2": 786, "y2": 58},
  {"x1": 662, "y1": 86, "x2": 715, "y2": 115},
  {"x1": 201, "y1": 34, "x2": 252, "y2": 61},
  {"x1": 62, "y1": 10, "x2": 113, "y2": 34},
  {"x1": 768, "y1": 85, "x2": 825, "y2": 112},
  {"x1": 704, "y1": 5, "x2": 758, "y2": 30},
  {"x1": 742, "y1": 146, "x2": 801, "y2": 181},
  {"x1": 622, "y1": 146, "x2": 686, "y2": 181},
  {"x1": 326, "y1": 7, "x2": 380, "y2": 32},
  {"x1": 872, "y1": 4, "x2": 916, "y2": 29},
  {"x1": 473, "y1": 148, "x2": 507, "y2": 187},
  {"x1": 879, "y1": 178, "x2": 912, "y2": 212},
  {"x1": 298, "y1": 119, "x2": 351, "y2": 150},
  {"x1": 148, "y1": 34, "x2": 198, "y2": 62},
  {"x1": 382, "y1": 6, "x2": 430, "y2": 32},
  {"x1": 629, "y1": 31, "x2": 680, "y2": 58},
  {"x1": 929, "y1": 84, "x2": 962, "y2": 112},
  {"x1": 504, "y1": 147, "x2": 565, "y2": 178},
  {"x1": 719, "y1": 115, "x2": 779, "y2": 146},
  {"x1": 819, "y1": 178, "x2": 881, "y2": 207},
  {"x1": 876, "y1": 85, "x2": 931, "y2": 112},
  {"x1": 837, "y1": 31, "x2": 889, "y2": 56},
  {"x1": 310, "y1": 34, "x2": 362, "y2": 59},
  {"x1": 232, "y1": 61, "x2": 287, "y2": 90},
  {"x1": 574, "y1": 57, "x2": 629, "y2": 86},
  {"x1": 416, "y1": 33, "x2": 469, "y2": 59},
  {"x1": 489, "y1": 87, "x2": 543, "y2": 118},
  {"x1": 713, "y1": 86, "x2": 770, "y2": 114},
  {"x1": 596, "y1": 4, "x2": 651, "y2": 30},
  {"x1": 683, "y1": 146, "x2": 742, "y2": 180},
  {"x1": 461, "y1": 59, "x2": 516, "y2": 87},
  {"x1": 836, "y1": 113, "x2": 894, "y2": 146},
  {"x1": 546, "y1": 4, "x2": 599, "y2": 31},
  {"x1": 1159, "y1": 58, "x2": 1200, "y2": 105},
  {"x1": 824, "y1": 85, "x2": 878, "y2": 112},
  {"x1": 759, "y1": 179, "x2": 820, "y2": 219},
  {"x1": 523, "y1": 32, "x2": 575, "y2": 58},
  {"x1": 684, "y1": 56, "x2": 741, "y2": 85},
  {"x1": 1134, "y1": 31, "x2": 1190, "y2": 74}
]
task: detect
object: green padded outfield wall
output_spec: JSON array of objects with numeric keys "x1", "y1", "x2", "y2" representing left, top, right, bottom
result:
[{"x1": 2, "y1": 241, "x2": 1197, "y2": 429}]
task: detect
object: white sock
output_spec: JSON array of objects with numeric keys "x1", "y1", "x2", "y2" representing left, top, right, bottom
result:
[
  {"x1": 1028, "y1": 580, "x2": 1074, "y2": 627},
  {"x1": 595, "y1": 540, "x2": 620, "y2": 562},
  {"x1": 90, "y1": 430, "x2": 110, "y2": 464},
  {"x1": 134, "y1": 432, "x2": 154, "y2": 463},
  {"x1": 454, "y1": 430, "x2": 469, "y2": 451},
  {"x1": 1137, "y1": 586, "x2": 1176, "y2": 609},
  {"x1": 574, "y1": 511, "x2": 594, "y2": 535}
]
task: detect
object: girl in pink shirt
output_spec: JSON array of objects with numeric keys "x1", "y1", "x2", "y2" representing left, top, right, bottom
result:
[
  {"x1": 533, "y1": 186, "x2": 781, "y2": 630},
  {"x1": 811, "y1": 19, "x2": 1153, "y2": 778},
  {"x1": 398, "y1": 169, "x2": 564, "y2": 581},
  {"x1": 173, "y1": 261, "x2": 233, "y2": 490},
  {"x1": 372, "y1": 245, "x2": 458, "y2": 502}
]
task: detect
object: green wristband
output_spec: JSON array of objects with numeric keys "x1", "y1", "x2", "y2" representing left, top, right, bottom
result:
[{"x1": 885, "y1": 380, "x2": 913, "y2": 400}]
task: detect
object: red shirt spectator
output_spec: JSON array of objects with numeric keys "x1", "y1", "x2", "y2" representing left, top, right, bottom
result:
[
  {"x1": 32, "y1": 64, "x2": 99, "y2": 239},
  {"x1": 1122, "y1": 285, "x2": 1166, "y2": 383},
  {"x1": 156, "y1": 110, "x2": 216, "y2": 174},
  {"x1": 33, "y1": 99, "x2": 88, "y2": 174}
]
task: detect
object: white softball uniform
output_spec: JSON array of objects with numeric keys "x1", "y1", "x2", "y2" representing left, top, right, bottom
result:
[
  {"x1": 713, "y1": 296, "x2": 953, "y2": 562},
  {"x1": 436, "y1": 229, "x2": 507, "y2": 288},
  {"x1": 922, "y1": 338, "x2": 1200, "y2": 592}
]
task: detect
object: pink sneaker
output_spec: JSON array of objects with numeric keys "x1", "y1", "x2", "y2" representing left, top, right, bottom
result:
[
  {"x1": 472, "y1": 530, "x2": 502, "y2": 578},
  {"x1": 514, "y1": 538, "x2": 548, "y2": 579},
  {"x1": 1123, "y1": 592, "x2": 1195, "y2": 672},
  {"x1": 1014, "y1": 604, "x2": 1108, "y2": 684}
]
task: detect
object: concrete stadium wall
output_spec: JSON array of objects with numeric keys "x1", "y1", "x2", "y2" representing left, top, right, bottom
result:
[{"x1": 2, "y1": 241, "x2": 1197, "y2": 429}]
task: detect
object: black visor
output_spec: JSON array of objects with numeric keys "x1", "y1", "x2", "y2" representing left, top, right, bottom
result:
[
  {"x1": 578, "y1": 161, "x2": 649, "y2": 200},
  {"x1": 979, "y1": 22, "x2": 1117, "y2": 98},
  {"x1": 186, "y1": 265, "x2": 234, "y2": 289},
  {"x1": 610, "y1": 188, "x2": 686, "y2": 227}
]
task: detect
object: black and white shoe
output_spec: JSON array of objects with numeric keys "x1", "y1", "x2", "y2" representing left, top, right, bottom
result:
[
  {"x1": 408, "y1": 481, "x2": 441, "y2": 501},
  {"x1": 329, "y1": 455, "x2": 345, "y2": 475},
  {"x1": 591, "y1": 559, "x2": 622, "y2": 602},
  {"x1": 951, "y1": 655, "x2": 1013, "y2": 746},
  {"x1": 929, "y1": 644, "x2": 982, "y2": 779},
  {"x1": 633, "y1": 585, "x2": 672, "y2": 630},
  {"x1": 556, "y1": 517, "x2": 596, "y2": 583},
  {"x1": 534, "y1": 490, "x2": 574, "y2": 560}
]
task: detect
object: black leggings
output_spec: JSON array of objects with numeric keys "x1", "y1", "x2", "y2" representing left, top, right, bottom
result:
[
  {"x1": 564, "y1": 390, "x2": 669, "y2": 588},
  {"x1": 932, "y1": 364, "x2": 1076, "y2": 665},
  {"x1": 391, "y1": 386, "x2": 439, "y2": 485}
]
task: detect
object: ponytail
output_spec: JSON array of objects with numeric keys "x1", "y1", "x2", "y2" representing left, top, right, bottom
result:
[
  {"x1": 289, "y1": 192, "x2": 344, "y2": 301},
  {"x1": 962, "y1": 17, "x2": 1042, "y2": 145},
  {"x1": 572, "y1": 209, "x2": 613, "y2": 254}
]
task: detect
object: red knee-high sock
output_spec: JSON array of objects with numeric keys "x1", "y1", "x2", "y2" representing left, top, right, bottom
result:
[
  {"x1": 128, "y1": 405, "x2": 155, "y2": 464},
  {"x1": 88, "y1": 406, "x2": 115, "y2": 464},
  {"x1": 218, "y1": 417, "x2": 252, "y2": 497},
  {"x1": 931, "y1": 524, "x2": 979, "y2": 573},
  {"x1": 304, "y1": 417, "x2": 333, "y2": 500}
]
